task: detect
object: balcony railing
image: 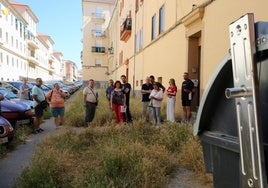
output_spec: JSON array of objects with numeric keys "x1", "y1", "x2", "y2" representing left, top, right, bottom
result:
[
  {"x1": 27, "y1": 55, "x2": 39, "y2": 65},
  {"x1": 120, "y1": 17, "x2": 132, "y2": 41},
  {"x1": 91, "y1": 29, "x2": 106, "y2": 37},
  {"x1": 91, "y1": 12, "x2": 105, "y2": 22},
  {"x1": 91, "y1": 46, "x2": 105, "y2": 53},
  {"x1": 27, "y1": 39, "x2": 38, "y2": 49}
]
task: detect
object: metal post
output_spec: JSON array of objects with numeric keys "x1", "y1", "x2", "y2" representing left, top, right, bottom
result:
[{"x1": 228, "y1": 13, "x2": 267, "y2": 188}]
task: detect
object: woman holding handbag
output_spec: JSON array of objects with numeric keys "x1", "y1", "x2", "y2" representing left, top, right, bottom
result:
[
  {"x1": 46, "y1": 83, "x2": 66, "y2": 129},
  {"x1": 110, "y1": 80, "x2": 126, "y2": 124}
]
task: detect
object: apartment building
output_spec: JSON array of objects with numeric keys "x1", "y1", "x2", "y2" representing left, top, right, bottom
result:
[
  {"x1": 81, "y1": 0, "x2": 115, "y2": 87},
  {"x1": 0, "y1": 0, "x2": 78, "y2": 82},
  {"x1": 0, "y1": 0, "x2": 30, "y2": 81},
  {"x1": 64, "y1": 60, "x2": 78, "y2": 82},
  {"x1": 99, "y1": 0, "x2": 268, "y2": 114}
]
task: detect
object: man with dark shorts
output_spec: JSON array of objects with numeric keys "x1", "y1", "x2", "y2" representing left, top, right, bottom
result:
[
  {"x1": 32, "y1": 78, "x2": 46, "y2": 133},
  {"x1": 141, "y1": 77, "x2": 153, "y2": 120},
  {"x1": 181, "y1": 72, "x2": 194, "y2": 124},
  {"x1": 121, "y1": 75, "x2": 133, "y2": 123}
]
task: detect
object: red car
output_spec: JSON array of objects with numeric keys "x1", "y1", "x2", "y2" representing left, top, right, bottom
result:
[{"x1": 0, "y1": 116, "x2": 14, "y2": 144}]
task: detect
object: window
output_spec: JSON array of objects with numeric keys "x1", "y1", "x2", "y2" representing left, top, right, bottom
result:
[
  {"x1": 135, "y1": 0, "x2": 139, "y2": 12},
  {"x1": 139, "y1": 29, "x2": 143, "y2": 49},
  {"x1": 159, "y1": 5, "x2": 165, "y2": 34},
  {"x1": 15, "y1": 19, "x2": 18, "y2": 30},
  {"x1": 20, "y1": 22, "x2": 23, "y2": 37},
  {"x1": 135, "y1": 33, "x2": 139, "y2": 53},
  {"x1": 93, "y1": 7, "x2": 103, "y2": 19},
  {"x1": 5, "y1": 32, "x2": 8, "y2": 44},
  {"x1": 119, "y1": 51, "x2": 123, "y2": 66},
  {"x1": 95, "y1": 58, "x2": 102, "y2": 67},
  {"x1": 94, "y1": 24, "x2": 102, "y2": 37},
  {"x1": 151, "y1": 14, "x2": 156, "y2": 40},
  {"x1": 0, "y1": 28, "x2": 2, "y2": 41},
  {"x1": 0, "y1": 52, "x2": 2, "y2": 63},
  {"x1": 6, "y1": 55, "x2": 9, "y2": 65},
  {"x1": 11, "y1": 15, "x2": 13, "y2": 25},
  {"x1": 11, "y1": 36, "x2": 14, "y2": 47},
  {"x1": 95, "y1": 40, "x2": 102, "y2": 47}
]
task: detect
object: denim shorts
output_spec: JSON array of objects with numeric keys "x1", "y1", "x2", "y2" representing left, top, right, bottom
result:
[{"x1": 50, "y1": 107, "x2": 65, "y2": 117}]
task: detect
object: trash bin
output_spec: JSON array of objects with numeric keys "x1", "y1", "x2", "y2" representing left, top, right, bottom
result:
[{"x1": 194, "y1": 14, "x2": 268, "y2": 188}]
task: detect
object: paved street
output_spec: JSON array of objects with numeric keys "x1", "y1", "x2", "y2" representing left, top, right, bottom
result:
[{"x1": 0, "y1": 117, "x2": 56, "y2": 188}]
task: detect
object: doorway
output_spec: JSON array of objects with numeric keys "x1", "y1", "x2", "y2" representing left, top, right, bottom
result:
[{"x1": 187, "y1": 31, "x2": 201, "y2": 112}]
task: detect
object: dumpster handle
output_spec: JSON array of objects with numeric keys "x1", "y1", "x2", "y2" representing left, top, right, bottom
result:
[{"x1": 225, "y1": 86, "x2": 252, "y2": 99}]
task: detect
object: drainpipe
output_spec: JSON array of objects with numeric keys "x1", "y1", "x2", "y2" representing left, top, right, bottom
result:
[{"x1": 133, "y1": 8, "x2": 136, "y2": 96}]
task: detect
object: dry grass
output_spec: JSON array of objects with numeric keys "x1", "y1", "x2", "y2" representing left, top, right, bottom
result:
[{"x1": 15, "y1": 90, "x2": 212, "y2": 187}]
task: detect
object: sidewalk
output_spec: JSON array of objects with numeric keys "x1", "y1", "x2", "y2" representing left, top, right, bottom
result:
[{"x1": 0, "y1": 117, "x2": 56, "y2": 188}]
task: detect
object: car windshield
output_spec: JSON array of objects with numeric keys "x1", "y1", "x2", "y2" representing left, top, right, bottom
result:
[
  {"x1": 0, "y1": 87, "x2": 18, "y2": 99},
  {"x1": 7, "y1": 82, "x2": 22, "y2": 89}
]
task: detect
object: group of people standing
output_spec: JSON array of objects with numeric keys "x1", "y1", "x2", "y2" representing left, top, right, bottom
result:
[
  {"x1": 106, "y1": 75, "x2": 133, "y2": 124},
  {"x1": 19, "y1": 78, "x2": 66, "y2": 133},
  {"x1": 86, "y1": 72, "x2": 193, "y2": 127},
  {"x1": 24, "y1": 72, "x2": 194, "y2": 131},
  {"x1": 83, "y1": 75, "x2": 133, "y2": 126},
  {"x1": 141, "y1": 73, "x2": 194, "y2": 125}
]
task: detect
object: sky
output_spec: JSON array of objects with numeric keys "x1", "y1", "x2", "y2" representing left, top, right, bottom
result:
[{"x1": 18, "y1": 0, "x2": 83, "y2": 69}]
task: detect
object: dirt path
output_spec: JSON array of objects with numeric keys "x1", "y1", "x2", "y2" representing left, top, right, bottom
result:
[{"x1": 167, "y1": 167, "x2": 213, "y2": 188}]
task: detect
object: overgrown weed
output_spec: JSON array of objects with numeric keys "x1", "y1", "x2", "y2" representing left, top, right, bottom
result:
[{"x1": 15, "y1": 89, "x2": 212, "y2": 187}]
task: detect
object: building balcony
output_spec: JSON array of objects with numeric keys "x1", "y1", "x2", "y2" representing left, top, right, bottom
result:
[
  {"x1": 91, "y1": 46, "x2": 105, "y2": 54},
  {"x1": 27, "y1": 39, "x2": 38, "y2": 49},
  {"x1": 108, "y1": 47, "x2": 114, "y2": 55},
  {"x1": 91, "y1": 29, "x2": 106, "y2": 38},
  {"x1": 91, "y1": 12, "x2": 105, "y2": 23},
  {"x1": 27, "y1": 56, "x2": 39, "y2": 65},
  {"x1": 49, "y1": 65, "x2": 55, "y2": 70},
  {"x1": 120, "y1": 17, "x2": 132, "y2": 42}
]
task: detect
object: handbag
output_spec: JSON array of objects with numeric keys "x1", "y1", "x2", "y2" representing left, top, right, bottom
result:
[
  {"x1": 148, "y1": 100, "x2": 153, "y2": 108},
  {"x1": 40, "y1": 100, "x2": 49, "y2": 109}
]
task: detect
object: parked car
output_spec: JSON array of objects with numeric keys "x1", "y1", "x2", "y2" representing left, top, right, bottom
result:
[
  {"x1": 0, "y1": 116, "x2": 14, "y2": 144},
  {"x1": 0, "y1": 94, "x2": 34, "y2": 126},
  {"x1": 0, "y1": 87, "x2": 34, "y2": 110},
  {"x1": 0, "y1": 81, "x2": 20, "y2": 95}
]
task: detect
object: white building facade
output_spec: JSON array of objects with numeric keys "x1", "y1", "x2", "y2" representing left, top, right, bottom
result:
[{"x1": 0, "y1": 0, "x2": 79, "y2": 82}]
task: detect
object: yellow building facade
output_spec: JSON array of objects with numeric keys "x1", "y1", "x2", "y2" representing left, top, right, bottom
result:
[
  {"x1": 107, "y1": 0, "x2": 268, "y2": 114},
  {"x1": 82, "y1": 0, "x2": 268, "y2": 115},
  {"x1": 81, "y1": 0, "x2": 115, "y2": 87}
]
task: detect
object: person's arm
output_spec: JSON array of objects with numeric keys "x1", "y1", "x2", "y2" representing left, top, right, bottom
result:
[
  {"x1": 32, "y1": 87, "x2": 40, "y2": 103},
  {"x1": 32, "y1": 94, "x2": 40, "y2": 103},
  {"x1": 59, "y1": 89, "x2": 66, "y2": 98},
  {"x1": 161, "y1": 84, "x2": 166, "y2": 93},
  {"x1": 141, "y1": 88, "x2": 151, "y2": 94},
  {"x1": 123, "y1": 83, "x2": 131, "y2": 94},
  {"x1": 110, "y1": 92, "x2": 114, "y2": 108},
  {"x1": 123, "y1": 94, "x2": 126, "y2": 107},
  {"x1": 83, "y1": 88, "x2": 87, "y2": 107},
  {"x1": 155, "y1": 90, "x2": 163, "y2": 101}
]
